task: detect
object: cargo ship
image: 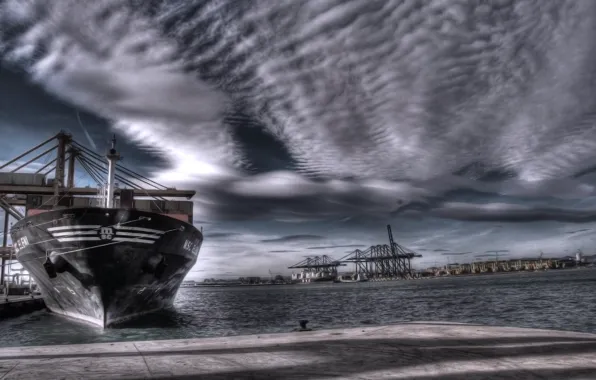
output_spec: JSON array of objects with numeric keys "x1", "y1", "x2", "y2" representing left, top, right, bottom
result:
[{"x1": 5, "y1": 132, "x2": 203, "y2": 327}]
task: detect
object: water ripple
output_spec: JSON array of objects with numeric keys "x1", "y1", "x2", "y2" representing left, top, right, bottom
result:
[{"x1": 0, "y1": 269, "x2": 595, "y2": 347}]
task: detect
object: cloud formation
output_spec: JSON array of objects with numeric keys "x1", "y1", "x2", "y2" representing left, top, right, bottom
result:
[
  {"x1": 204, "y1": 232, "x2": 241, "y2": 239},
  {"x1": 431, "y1": 202, "x2": 596, "y2": 224},
  {"x1": 307, "y1": 245, "x2": 366, "y2": 250},
  {"x1": 260, "y1": 235, "x2": 325, "y2": 243},
  {"x1": 5, "y1": 1, "x2": 596, "y2": 197},
  {"x1": 5, "y1": 1, "x2": 596, "y2": 276},
  {"x1": 440, "y1": 252, "x2": 472, "y2": 256}
]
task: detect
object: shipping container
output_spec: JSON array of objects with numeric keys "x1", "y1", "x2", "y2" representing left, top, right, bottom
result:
[
  {"x1": 133, "y1": 200, "x2": 151, "y2": 210},
  {"x1": 72, "y1": 197, "x2": 90, "y2": 207},
  {"x1": 150, "y1": 200, "x2": 166, "y2": 212},
  {"x1": 179, "y1": 201, "x2": 193, "y2": 214},
  {"x1": 26, "y1": 195, "x2": 43, "y2": 208},
  {"x1": 0, "y1": 172, "x2": 46, "y2": 186},
  {"x1": 160, "y1": 213, "x2": 189, "y2": 223},
  {"x1": 164, "y1": 201, "x2": 179, "y2": 212},
  {"x1": 57, "y1": 196, "x2": 72, "y2": 207},
  {"x1": 120, "y1": 189, "x2": 134, "y2": 208},
  {"x1": 41, "y1": 196, "x2": 54, "y2": 205}
]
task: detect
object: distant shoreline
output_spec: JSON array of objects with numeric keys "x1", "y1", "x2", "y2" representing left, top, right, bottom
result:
[
  {"x1": 181, "y1": 282, "x2": 292, "y2": 288},
  {"x1": 182, "y1": 266, "x2": 596, "y2": 288}
]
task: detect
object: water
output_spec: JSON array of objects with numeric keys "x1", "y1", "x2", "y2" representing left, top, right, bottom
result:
[{"x1": 1, "y1": 269, "x2": 596, "y2": 347}]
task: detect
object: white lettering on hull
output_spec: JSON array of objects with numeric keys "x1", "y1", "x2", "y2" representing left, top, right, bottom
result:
[
  {"x1": 183, "y1": 239, "x2": 202, "y2": 255},
  {"x1": 13, "y1": 236, "x2": 29, "y2": 254}
]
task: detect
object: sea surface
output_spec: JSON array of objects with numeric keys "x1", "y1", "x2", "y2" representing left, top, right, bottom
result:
[{"x1": 1, "y1": 269, "x2": 596, "y2": 347}]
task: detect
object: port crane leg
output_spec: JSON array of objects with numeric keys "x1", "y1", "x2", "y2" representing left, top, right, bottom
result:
[{"x1": 0, "y1": 208, "x2": 8, "y2": 286}]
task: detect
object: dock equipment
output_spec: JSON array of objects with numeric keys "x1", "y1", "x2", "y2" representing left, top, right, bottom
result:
[
  {"x1": 287, "y1": 225, "x2": 422, "y2": 280},
  {"x1": 336, "y1": 225, "x2": 422, "y2": 279},
  {"x1": 287, "y1": 255, "x2": 344, "y2": 272}
]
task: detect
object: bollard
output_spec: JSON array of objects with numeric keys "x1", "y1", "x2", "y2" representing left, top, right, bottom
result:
[{"x1": 293, "y1": 320, "x2": 312, "y2": 332}]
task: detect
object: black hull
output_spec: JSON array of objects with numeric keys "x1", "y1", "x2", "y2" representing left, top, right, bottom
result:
[{"x1": 10, "y1": 207, "x2": 202, "y2": 327}]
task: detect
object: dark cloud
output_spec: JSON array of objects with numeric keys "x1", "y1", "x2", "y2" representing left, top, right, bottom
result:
[
  {"x1": 191, "y1": 173, "x2": 431, "y2": 222},
  {"x1": 194, "y1": 220, "x2": 214, "y2": 225},
  {"x1": 269, "y1": 250, "x2": 300, "y2": 253},
  {"x1": 440, "y1": 252, "x2": 472, "y2": 256},
  {"x1": 565, "y1": 229, "x2": 592, "y2": 235},
  {"x1": 204, "y1": 232, "x2": 241, "y2": 239},
  {"x1": 306, "y1": 244, "x2": 366, "y2": 250},
  {"x1": 474, "y1": 253, "x2": 511, "y2": 258},
  {"x1": 0, "y1": 68, "x2": 168, "y2": 173},
  {"x1": 433, "y1": 248, "x2": 450, "y2": 252},
  {"x1": 260, "y1": 234, "x2": 325, "y2": 243},
  {"x1": 430, "y1": 203, "x2": 596, "y2": 224},
  {"x1": 185, "y1": 174, "x2": 596, "y2": 224}
]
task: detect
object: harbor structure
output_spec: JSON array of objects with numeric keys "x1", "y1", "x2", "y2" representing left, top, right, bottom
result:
[
  {"x1": 337, "y1": 225, "x2": 422, "y2": 280},
  {"x1": 422, "y1": 252, "x2": 589, "y2": 277},
  {"x1": 289, "y1": 255, "x2": 344, "y2": 283},
  {"x1": 288, "y1": 225, "x2": 422, "y2": 282}
]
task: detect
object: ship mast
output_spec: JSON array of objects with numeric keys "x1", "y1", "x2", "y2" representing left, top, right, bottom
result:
[{"x1": 105, "y1": 135, "x2": 121, "y2": 208}]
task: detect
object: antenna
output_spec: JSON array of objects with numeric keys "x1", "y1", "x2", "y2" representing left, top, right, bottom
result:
[{"x1": 105, "y1": 134, "x2": 121, "y2": 208}]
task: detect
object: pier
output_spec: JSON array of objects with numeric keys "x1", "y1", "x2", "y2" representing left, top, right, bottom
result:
[
  {"x1": 0, "y1": 322, "x2": 594, "y2": 379},
  {"x1": 0, "y1": 295, "x2": 45, "y2": 318}
]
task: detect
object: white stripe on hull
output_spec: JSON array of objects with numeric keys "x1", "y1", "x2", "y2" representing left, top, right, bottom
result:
[
  {"x1": 55, "y1": 237, "x2": 156, "y2": 244},
  {"x1": 52, "y1": 231, "x2": 160, "y2": 239},
  {"x1": 52, "y1": 231, "x2": 99, "y2": 237},
  {"x1": 47, "y1": 225, "x2": 101, "y2": 232},
  {"x1": 56, "y1": 237, "x2": 101, "y2": 242}
]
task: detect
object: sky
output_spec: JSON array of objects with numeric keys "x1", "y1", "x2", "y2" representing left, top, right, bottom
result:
[{"x1": 3, "y1": 0, "x2": 596, "y2": 279}]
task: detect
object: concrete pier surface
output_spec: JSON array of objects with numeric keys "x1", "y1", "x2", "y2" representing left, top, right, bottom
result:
[{"x1": 1, "y1": 322, "x2": 596, "y2": 379}]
